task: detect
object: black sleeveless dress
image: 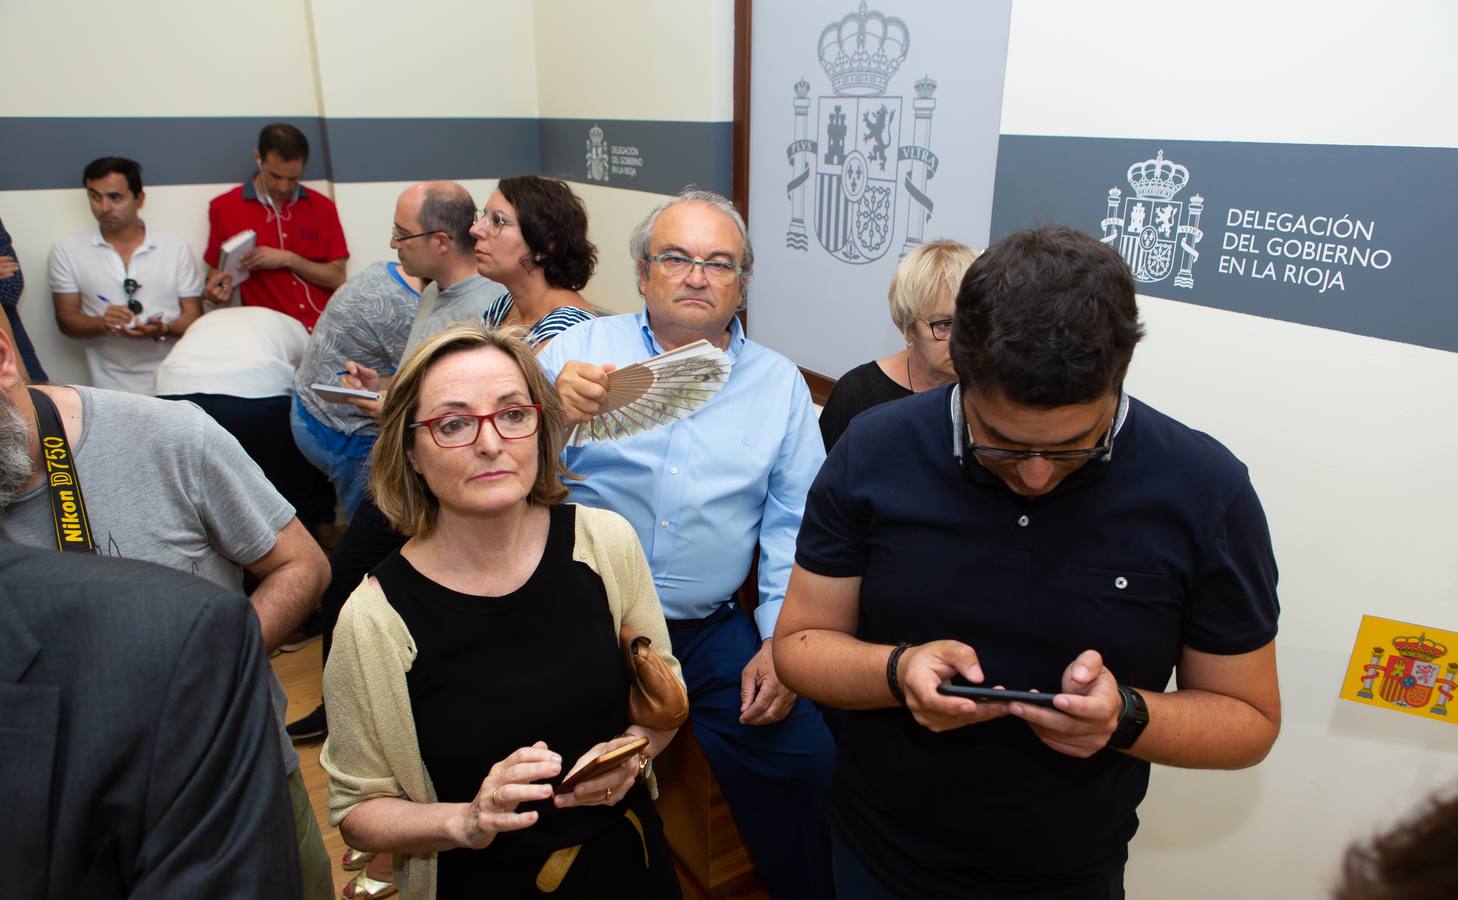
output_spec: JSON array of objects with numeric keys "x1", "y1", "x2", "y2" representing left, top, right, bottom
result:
[{"x1": 373, "y1": 504, "x2": 679, "y2": 898}]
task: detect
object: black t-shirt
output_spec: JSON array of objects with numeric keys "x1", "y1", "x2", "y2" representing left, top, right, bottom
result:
[
  {"x1": 796, "y1": 386, "x2": 1279, "y2": 896},
  {"x1": 819, "y1": 360, "x2": 913, "y2": 451},
  {"x1": 374, "y1": 504, "x2": 636, "y2": 892}
]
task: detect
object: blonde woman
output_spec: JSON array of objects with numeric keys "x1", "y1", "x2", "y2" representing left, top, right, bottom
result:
[
  {"x1": 818, "y1": 239, "x2": 979, "y2": 450},
  {"x1": 321, "y1": 323, "x2": 682, "y2": 899}
]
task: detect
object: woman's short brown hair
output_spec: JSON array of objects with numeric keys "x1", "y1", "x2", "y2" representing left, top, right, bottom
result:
[{"x1": 369, "y1": 322, "x2": 574, "y2": 536}]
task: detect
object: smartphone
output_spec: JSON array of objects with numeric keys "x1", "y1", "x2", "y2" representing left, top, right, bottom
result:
[
  {"x1": 310, "y1": 384, "x2": 382, "y2": 403},
  {"x1": 936, "y1": 684, "x2": 1059, "y2": 707},
  {"x1": 556, "y1": 736, "x2": 649, "y2": 795}
]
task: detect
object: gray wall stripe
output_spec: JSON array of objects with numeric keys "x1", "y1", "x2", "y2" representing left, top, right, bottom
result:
[
  {"x1": 0, "y1": 116, "x2": 729, "y2": 195},
  {"x1": 0, "y1": 117, "x2": 332, "y2": 191},
  {"x1": 321, "y1": 118, "x2": 541, "y2": 184}
]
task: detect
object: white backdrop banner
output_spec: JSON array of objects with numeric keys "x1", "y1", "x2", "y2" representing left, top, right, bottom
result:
[{"x1": 747, "y1": 0, "x2": 1012, "y2": 379}]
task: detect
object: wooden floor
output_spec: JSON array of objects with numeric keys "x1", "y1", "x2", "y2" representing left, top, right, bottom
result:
[
  {"x1": 271, "y1": 641, "x2": 768, "y2": 899},
  {"x1": 272, "y1": 640, "x2": 354, "y2": 893}
]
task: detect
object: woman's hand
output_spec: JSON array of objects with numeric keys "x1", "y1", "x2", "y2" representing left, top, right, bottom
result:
[
  {"x1": 552, "y1": 734, "x2": 644, "y2": 809},
  {"x1": 454, "y1": 741, "x2": 561, "y2": 849}
]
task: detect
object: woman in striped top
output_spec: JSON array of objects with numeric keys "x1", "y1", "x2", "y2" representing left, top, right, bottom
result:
[{"x1": 473, "y1": 176, "x2": 596, "y2": 350}]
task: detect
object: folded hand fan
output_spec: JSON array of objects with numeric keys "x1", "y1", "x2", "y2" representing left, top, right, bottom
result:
[{"x1": 569, "y1": 339, "x2": 731, "y2": 446}]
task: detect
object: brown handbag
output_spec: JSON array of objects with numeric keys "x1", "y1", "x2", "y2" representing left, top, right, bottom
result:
[{"x1": 621, "y1": 627, "x2": 689, "y2": 730}]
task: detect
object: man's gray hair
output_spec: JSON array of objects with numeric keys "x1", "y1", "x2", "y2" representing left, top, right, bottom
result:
[
  {"x1": 418, "y1": 182, "x2": 477, "y2": 256},
  {"x1": 628, "y1": 187, "x2": 754, "y2": 297},
  {"x1": 0, "y1": 394, "x2": 35, "y2": 514}
]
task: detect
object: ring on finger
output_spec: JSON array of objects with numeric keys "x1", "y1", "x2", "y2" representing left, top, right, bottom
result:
[
  {"x1": 492, "y1": 786, "x2": 505, "y2": 807},
  {"x1": 605, "y1": 787, "x2": 613, "y2": 803}
]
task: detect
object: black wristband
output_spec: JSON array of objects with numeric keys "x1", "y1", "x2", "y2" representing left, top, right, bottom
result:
[
  {"x1": 1107, "y1": 684, "x2": 1150, "y2": 750},
  {"x1": 886, "y1": 642, "x2": 912, "y2": 706}
]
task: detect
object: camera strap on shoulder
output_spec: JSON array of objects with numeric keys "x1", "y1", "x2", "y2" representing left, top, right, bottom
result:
[{"x1": 28, "y1": 387, "x2": 95, "y2": 552}]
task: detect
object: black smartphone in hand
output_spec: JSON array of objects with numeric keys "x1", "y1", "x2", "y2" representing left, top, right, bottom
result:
[{"x1": 936, "y1": 684, "x2": 1058, "y2": 707}]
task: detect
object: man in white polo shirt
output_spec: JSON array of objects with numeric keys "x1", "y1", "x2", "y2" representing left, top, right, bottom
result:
[{"x1": 48, "y1": 157, "x2": 203, "y2": 395}]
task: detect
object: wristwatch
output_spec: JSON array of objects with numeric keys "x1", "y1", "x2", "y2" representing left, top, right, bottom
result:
[{"x1": 1107, "y1": 685, "x2": 1149, "y2": 750}]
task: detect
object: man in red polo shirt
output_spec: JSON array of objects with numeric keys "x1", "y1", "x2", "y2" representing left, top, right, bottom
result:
[{"x1": 202, "y1": 123, "x2": 348, "y2": 330}]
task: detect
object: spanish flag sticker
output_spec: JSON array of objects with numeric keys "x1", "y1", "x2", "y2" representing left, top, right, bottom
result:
[{"x1": 1341, "y1": 615, "x2": 1458, "y2": 726}]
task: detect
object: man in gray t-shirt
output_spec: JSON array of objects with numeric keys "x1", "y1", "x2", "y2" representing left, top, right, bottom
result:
[
  {"x1": 0, "y1": 325, "x2": 334, "y2": 900},
  {"x1": 340, "y1": 181, "x2": 505, "y2": 401},
  {"x1": 294, "y1": 260, "x2": 419, "y2": 438},
  {"x1": 290, "y1": 261, "x2": 420, "y2": 518}
]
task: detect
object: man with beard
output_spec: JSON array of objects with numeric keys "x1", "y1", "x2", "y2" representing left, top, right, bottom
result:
[{"x1": 0, "y1": 325, "x2": 334, "y2": 899}]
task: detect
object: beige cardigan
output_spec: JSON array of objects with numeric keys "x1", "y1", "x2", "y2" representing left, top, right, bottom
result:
[{"x1": 319, "y1": 504, "x2": 685, "y2": 900}]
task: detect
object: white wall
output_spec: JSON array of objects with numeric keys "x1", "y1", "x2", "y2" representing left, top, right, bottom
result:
[
  {"x1": 533, "y1": 0, "x2": 735, "y2": 314},
  {"x1": 0, "y1": 0, "x2": 323, "y2": 385},
  {"x1": 1003, "y1": 2, "x2": 1458, "y2": 896},
  {"x1": 533, "y1": 0, "x2": 735, "y2": 123},
  {"x1": 308, "y1": 0, "x2": 541, "y2": 120},
  {"x1": 3, "y1": 0, "x2": 320, "y2": 117},
  {"x1": 309, "y1": 0, "x2": 540, "y2": 278}
]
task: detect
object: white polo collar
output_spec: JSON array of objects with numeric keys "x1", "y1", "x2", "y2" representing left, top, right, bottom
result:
[{"x1": 89, "y1": 222, "x2": 158, "y2": 252}]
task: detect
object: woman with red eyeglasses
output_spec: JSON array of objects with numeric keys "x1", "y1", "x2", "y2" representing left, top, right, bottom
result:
[{"x1": 320, "y1": 323, "x2": 683, "y2": 899}]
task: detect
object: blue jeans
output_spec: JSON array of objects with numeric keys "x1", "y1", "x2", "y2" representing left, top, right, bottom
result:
[{"x1": 289, "y1": 398, "x2": 374, "y2": 520}]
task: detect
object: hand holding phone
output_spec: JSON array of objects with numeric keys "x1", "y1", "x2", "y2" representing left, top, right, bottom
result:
[{"x1": 555, "y1": 736, "x2": 648, "y2": 795}]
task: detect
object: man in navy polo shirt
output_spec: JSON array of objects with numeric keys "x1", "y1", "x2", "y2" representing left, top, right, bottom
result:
[
  {"x1": 775, "y1": 225, "x2": 1281, "y2": 898},
  {"x1": 202, "y1": 123, "x2": 348, "y2": 331}
]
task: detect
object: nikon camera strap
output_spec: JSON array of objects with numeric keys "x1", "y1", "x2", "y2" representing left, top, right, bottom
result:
[{"x1": 28, "y1": 387, "x2": 95, "y2": 552}]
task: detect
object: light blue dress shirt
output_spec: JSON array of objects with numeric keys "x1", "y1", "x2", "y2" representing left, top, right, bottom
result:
[{"x1": 537, "y1": 310, "x2": 826, "y2": 638}]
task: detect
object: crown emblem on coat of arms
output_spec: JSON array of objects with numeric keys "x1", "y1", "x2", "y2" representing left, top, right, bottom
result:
[
  {"x1": 1393, "y1": 633, "x2": 1448, "y2": 663},
  {"x1": 817, "y1": 1, "x2": 909, "y2": 96},
  {"x1": 1126, "y1": 150, "x2": 1190, "y2": 200}
]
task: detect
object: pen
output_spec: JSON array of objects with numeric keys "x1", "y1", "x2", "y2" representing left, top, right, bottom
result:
[{"x1": 336, "y1": 367, "x2": 396, "y2": 376}]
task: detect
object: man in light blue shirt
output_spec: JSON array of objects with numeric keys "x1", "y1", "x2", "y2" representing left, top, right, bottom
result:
[{"x1": 537, "y1": 189, "x2": 834, "y2": 898}]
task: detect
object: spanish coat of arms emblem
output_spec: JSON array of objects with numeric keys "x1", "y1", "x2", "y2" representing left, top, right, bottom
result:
[
  {"x1": 1354, "y1": 632, "x2": 1455, "y2": 714},
  {"x1": 785, "y1": 2, "x2": 939, "y2": 265},
  {"x1": 1100, "y1": 150, "x2": 1206, "y2": 288}
]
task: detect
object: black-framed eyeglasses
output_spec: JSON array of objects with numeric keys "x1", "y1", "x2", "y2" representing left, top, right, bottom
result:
[
  {"x1": 391, "y1": 228, "x2": 444, "y2": 243},
  {"x1": 648, "y1": 253, "x2": 743, "y2": 284},
  {"x1": 123, "y1": 277, "x2": 142, "y2": 314},
  {"x1": 967, "y1": 420, "x2": 1116, "y2": 465},
  {"x1": 923, "y1": 317, "x2": 953, "y2": 341},
  {"x1": 408, "y1": 404, "x2": 542, "y2": 448},
  {"x1": 473, "y1": 209, "x2": 515, "y2": 237}
]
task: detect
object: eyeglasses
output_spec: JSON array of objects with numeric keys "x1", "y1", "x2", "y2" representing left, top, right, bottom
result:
[
  {"x1": 391, "y1": 228, "x2": 444, "y2": 243},
  {"x1": 967, "y1": 421, "x2": 1115, "y2": 465},
  {"x1": 408, "y1": 404, "x2": 542, "y2": 448},
  {"x1": 923, "y1": 317, "x2": 953, "y2": 341},
  {"x1": 647, "y1": 253, "x2": 743, "y2": 284},
  {"x1": 123, "y1": 277, "x2": 143, "y2": 314},
  {"x1": 473, "y1": 209, "x2": 515, "y2": 237}
]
